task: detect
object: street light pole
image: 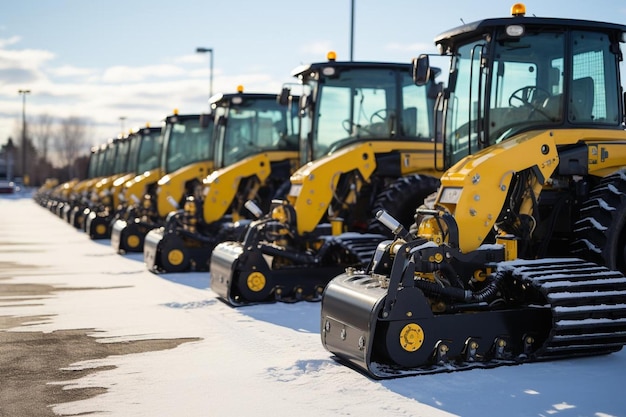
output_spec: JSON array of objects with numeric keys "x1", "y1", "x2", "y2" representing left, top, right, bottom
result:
[
  {"x1": 120, "y1": 116, "x2": 126, "y2": 135},
  {"x1": 196, "y1": 47, "x2": 214, "y2": 98},
  {"x1": 18, "y1": 89, "x2": 30, "y2": 184},
  {"x1": 350, "y1": 0, "x2": 355, "y2": 61}
]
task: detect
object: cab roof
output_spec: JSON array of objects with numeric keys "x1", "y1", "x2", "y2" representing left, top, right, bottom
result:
[
  {"x1": 435, "y1": 16, "x2": 626, "y2": 53},
  {"x1": 291, "y1": 60, "x2": 412, "y2": 79},
  {"x1": 209, "y1": 92, "x2": 280, "y2": 107}
]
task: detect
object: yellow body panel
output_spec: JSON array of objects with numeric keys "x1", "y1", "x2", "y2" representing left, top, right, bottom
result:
[
  {"x1": 437, "y1": 128, "x2": 626, "y2": 253},
  {"x1": 123, "y1": 168, "x2": 164, "y2": 206},
  {"x1": 288, "y1": 141, "x2": 438, "y2": 235},
  {"x1": 71, "y1": 177, "x2": 100, "y2": 197},
  {"x1": 110, "y1": 172, "x2": 136, "y2": 207},
  {"x1": 156, "y1": 161, "x2": 215, "y2": 217},
  {"x1": 93, "y1": 173, "x2": 125, "y2": 194},
  {"x1": 37, "y1": 178, "x2": 59, "y2": 192},
  {"x1": 93, "y1": 173, "x2": 130, "y2": 205},
  {"x1": 550, "y1": 128, "x2": 626, "y2": 172},
  {"x1": 202, "y1": 151, "x2": 299, "y2": 224},
  {"x1": 55, "y1": 179, "x2": 79, "y2": 200}
]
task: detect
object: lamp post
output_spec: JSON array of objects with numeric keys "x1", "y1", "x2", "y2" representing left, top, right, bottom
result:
[
  {"x1": 196, "y1": 47, "x2": 214, "y2": 98},
  {"x1": 18, "y1": 89, "x2": 30, "y2": 184},
  {"x1": 350, "y1": 0, "x2": 355, "y2": 61}
]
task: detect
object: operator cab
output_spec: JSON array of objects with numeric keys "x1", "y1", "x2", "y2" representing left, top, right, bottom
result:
[
  {"x1": 414, "y1": 2, "x2": 626, "y2": 168},
  {"x1": 292, "y1": 52, "x2": 442, "y2": 166},
  {"x1": 209, "y1": 86, "x2": 300, "y2": 169}
]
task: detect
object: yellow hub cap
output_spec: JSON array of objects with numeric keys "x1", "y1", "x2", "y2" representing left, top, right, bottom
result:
[
  {"x1": 167, "y1": 249, "x2": 184, "y2": 266},
  {"x1": 95, "y1": 224, "x2": 107, "y2": 236},
  {"x1": 246, "y1": 272, "x2": 266, "y2": 292},
  {"x1": 399, "y1": 323, "x2": 425, "y2": 352},
  {"x1": 127, "y1": 235, "x2": 140, "y2": 248}
]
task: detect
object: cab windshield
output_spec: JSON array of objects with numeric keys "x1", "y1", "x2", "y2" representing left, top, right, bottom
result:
[
  {"x1": 112, "y1": 139, "x2": 130, "y2": 174},
  {"x1": 86, "y1": 151, "x2": 99, "y2": 179},
  {"x1": 445, "y1": 27, "x2": 621, "y2": 166},
  {"x1": 218, "y1": 98, "x2": 299, "y2": 167},
  {"x1": 99, "y1": 144, "x2": 117, "y2": 177},
  {"x1": 136, "y1": 129, "x2": 164, "y2": 174},
  {"x1": 93, "y1": 149, "x2": 107, "y2": 178},
  {"x1": 126, "y1": 134, "x2": 142, "y2": 174},
  {"x1": 303, "y1": 67, "x2": 435, "y2": 163},
  {"x1": 164, "y1": 117, "x2": 213, "y2": 173}
]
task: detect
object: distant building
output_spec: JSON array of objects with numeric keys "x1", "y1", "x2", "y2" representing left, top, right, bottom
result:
[{"x1": 0, "y1": 138, "x2": 16, "y2": 180}]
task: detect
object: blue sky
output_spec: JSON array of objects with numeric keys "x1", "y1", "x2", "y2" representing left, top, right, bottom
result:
[{"x1": 1, "y1": 0, "x2": 625, "y2": 163}]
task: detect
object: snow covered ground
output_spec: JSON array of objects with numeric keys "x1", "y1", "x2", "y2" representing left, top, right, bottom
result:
[{"x1": 1, "y1": 191, "x2": 625, "y2": 417}]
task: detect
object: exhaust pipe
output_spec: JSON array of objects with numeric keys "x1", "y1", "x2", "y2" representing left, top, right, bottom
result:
[
  {"x1": 245, "y1": 200, "x2": 264, "y2": 219},
  {"x1": 375, "y1": 210, "x2": 413, "y2": 241}
]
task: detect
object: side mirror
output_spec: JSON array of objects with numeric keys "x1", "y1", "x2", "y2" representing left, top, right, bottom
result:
[
  {"x1": 412, "y1": 54, "x2": 430, "y2": 86},
  {"x1": 277, "y1": 87, "x2": 291, "y2": 105},
  {"x1": 199, "y1": 113, "x2": 212, "y2": 128}
]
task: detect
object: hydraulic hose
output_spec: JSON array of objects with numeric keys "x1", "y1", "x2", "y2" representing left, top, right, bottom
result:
[{"x1": 413, "y1": 269, "x2": 505, "y2": 303}]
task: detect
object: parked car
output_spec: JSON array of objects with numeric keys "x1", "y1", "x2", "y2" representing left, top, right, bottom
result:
[{"x1": 0, "y1": 179, "x2": 16, "y2": 194}]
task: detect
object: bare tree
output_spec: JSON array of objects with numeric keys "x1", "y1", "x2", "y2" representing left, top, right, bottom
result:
[
  {"x1": 55, "y1": 116, "x2": 91, "y2": 178},
  {"x1": 27, "y1": 113, "x2": 56, "y2": 185},
  {"x1": 31, "y1": 113, "x2": 55, "y2": 161}
]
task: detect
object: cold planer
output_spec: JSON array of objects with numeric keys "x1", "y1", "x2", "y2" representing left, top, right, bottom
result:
[
  {"x1": 320, "y1": 3, "x2": 626, "y2": 377},
  {"x1": 210, "y1": 55, "x2": 443, "y2": 306},
  {"x1": 143, "y1": 89, "x2": 300, "y2": 273},
  {"x1": 321, "y1": 211, "x2": 626, "y2": 378}
]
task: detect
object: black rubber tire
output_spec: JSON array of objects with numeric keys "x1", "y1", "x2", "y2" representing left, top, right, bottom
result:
[
  {"x1": 571, "y1": 170, "x2": 626, "y2": 274},
  {"x1": 367, "y1": 174, "x2": 440, "y2": 238},
  {"x1": 235, "y1": 270, "x2": 274, "y2": 303},
  {"x1": 272, "y1": 179, "x2": 292, "y2": 201},
  {"x1": 159, "y1": 234, "x2": 190, "y2": 273}
]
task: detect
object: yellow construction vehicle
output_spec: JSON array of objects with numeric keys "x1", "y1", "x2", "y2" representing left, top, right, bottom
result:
[
  {"x1": 110, "y1": 111, "x2": 213, "y2": 254},
  {"x1": 143, "y1": 88, "x2": 299, "y2": 273},
  {"x1": 52, "y1": 143, "x2": 106, "y2": 223},
  {"x1": 209, "y1": 53, "x2": 443, "y2": 306},
  {"x1": 320, "y1": 3, "x2": 626, "y2": 378},
  {"x1": 46, "y1": 177, "x2": 79, "y2": 217},
  {"x1": 82, "y1": 133, "x2": 134, "y2": 235},
  {"x1": 109, "y1": 124, "x2": 166, "y2": 236},
  {"x1": 33, "y1": 178, "x2": 59, "y2": 206},
  {"x1": 66, "y1": 138, "x2": 124, "y2": 228},
  {"x1": 85, "y1": 125, "x2": 162, "y2": 239},
  {"x1": 45, "y1": 151, "x2": 101, "y2": 218}
]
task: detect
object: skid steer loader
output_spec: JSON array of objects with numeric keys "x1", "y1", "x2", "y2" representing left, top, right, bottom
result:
[
  {"x1": 143, "y1": 88, "x2": 300, "y2": 273},
  {"x1": 85, "y1": 125, "x2": 162, "y2": 239},
  {"x1": 82, "y1": 133, "x2": 134, "y2": 236},
  {"x1": 33, "y1": 178, "x2": 59, "y2": 207},
  {"x1": 110, "y1": 111, "x2": 214, "y2": 254},
  {"x1": 65, "y1": 142, "x2": 112, "y2": 226},
  {"x1": 48, "y1": 154, "x2": 96, "y2": 218},
  {"x1": 109, "y1": 123, "x2": 166, "y2": 238},
  {"x1": 210, "y1": 53, "x2": 443, "y2": 306},
  {"x1": 320, "y1": 3, "x2": 626, "y2": 378},
  {"x1": 46, "y1": 178, "x2": 79, "y2": 217},
  {"x1": 44, "y1": 147, "x2": 100, "y2": 215}
]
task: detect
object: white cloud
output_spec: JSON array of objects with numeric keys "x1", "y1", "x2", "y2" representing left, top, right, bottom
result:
[
  {"x1": 0, "y1": 36, "x2": 21, "y2": 48},
  {"x1": 175, "y1": 54, "x2": 207, "y2": 64},
  {"x1": 0, "y1": 48, "x2": 55, "y2": 70},
  {"x1": 48, "y1": 65, "x2": 97, "y2": 78},
  {"x1": 0, "y1": 40, "x2": 284, "y2": 149},
  {"x1": 101, "y1": 64, "x2": 187, "y2": 83}
]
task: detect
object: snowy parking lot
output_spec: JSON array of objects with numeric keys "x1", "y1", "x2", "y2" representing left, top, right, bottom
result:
[{"x1": 1, "y1": 192, "x2": 625, "y2": 417}]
